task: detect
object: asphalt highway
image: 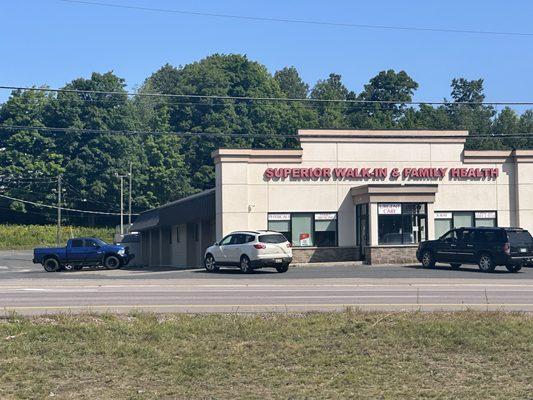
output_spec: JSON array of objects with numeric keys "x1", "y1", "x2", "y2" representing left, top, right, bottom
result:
[{"x1": 1, "y1": 251, "x2": 532, "y2": 315}]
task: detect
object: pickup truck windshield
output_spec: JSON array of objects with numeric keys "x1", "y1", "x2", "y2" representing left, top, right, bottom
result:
[{"x1": 89, "y1": 238, "x2": 108, "y2": 247}]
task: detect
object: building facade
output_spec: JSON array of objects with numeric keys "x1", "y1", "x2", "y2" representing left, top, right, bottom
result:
[{"x1": 133, "y1": 129, "x2": 533, "y2": 266}]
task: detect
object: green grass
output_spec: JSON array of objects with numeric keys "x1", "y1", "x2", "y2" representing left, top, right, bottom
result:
[
  {"x1": 0, "y1": 311, "x2": 531, "y2": 399},
  {"x1": 0, "y1": 224, "x2": 115, "y2": 250}
]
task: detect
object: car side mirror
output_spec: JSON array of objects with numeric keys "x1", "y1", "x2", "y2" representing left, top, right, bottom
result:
[{"x1": 214, "y1": 242, "x2": 219, "y2": 246}]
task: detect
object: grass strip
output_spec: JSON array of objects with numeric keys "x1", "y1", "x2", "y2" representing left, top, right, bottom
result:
[{"x1": 0, "y1": 310, "x2": 531, "y2": 399}]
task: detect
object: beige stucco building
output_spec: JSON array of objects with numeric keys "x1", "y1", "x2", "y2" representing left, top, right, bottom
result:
[{"x1": 133, "y1": 129, "x2": 533, "y2": 266}]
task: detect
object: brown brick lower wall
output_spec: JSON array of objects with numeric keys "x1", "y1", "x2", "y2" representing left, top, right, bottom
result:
[
  {"x1": 364, "y1": 246, "x2": 418, "y2": 265},
  {"x1": 292, "y1": 247, "x2": 360, "y2": 263}
]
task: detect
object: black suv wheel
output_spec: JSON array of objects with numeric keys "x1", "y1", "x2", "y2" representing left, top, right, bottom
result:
[
  {"x1": 421, "y1": 250, "x2": 435, "y2": 268},
  {"x1": 506, "y1": 265, "x2": 522, "y2": 273},
  {"x1": 478, "y1": 254, "x2": 495, "y2": 272}
]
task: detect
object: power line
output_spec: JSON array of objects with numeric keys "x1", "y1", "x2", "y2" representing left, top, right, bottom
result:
[
  {"x1": 1, "y1": 85, "x2": 532, "y2": 106},
  {"x1": 1, "y1": 124, "x2": 532, "y2": 140},
  {"x1": 0, "y1": 193, "x2": 139, "y2": 216},
  {"x1": 58, "y1": 0, "x2": 533, "y2": 38}
]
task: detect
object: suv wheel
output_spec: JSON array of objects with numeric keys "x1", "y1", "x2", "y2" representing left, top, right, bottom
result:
[
  {"x1": 204, "y1": 254, "x2": 218, "y2": 272},
  {"x1": 239, "y1": 255, "x2": 252, "y2": 273},
  {"x1": 104, "y1": 255, "x2": 121, "y2": 270},
  {"x1": 276, "y1": 264, "x2": 289, "y2": 273},
  {"x1": 478, "y1": 254, "x2": 495, "y2": 272},
  {"x1": 506, "y1": 265, "x2": 522, "y2": 273},
  {"x1": 421, "y1": 250, "x2": 435, "y2": 268},
  {"x1": 43, "y1": 257, "x2": 60, "y2": 272},
  {"x1": 450, "y1": 263, "x2": 461, "y2": 270}
]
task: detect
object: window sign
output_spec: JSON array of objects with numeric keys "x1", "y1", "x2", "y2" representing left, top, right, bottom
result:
[
  {"x1": 475, "y1": 212, "x2": 496, "y2": 219},
  {"x1": 315, "y1": 213, "x2": 337, "y2": 221},
  {"x1": 435, "y1": 212, "x2": 452, "y2": 219},
  {"x1": 268, "y1": 213, "x2": 290, "y2": 221},
  {"x1": 378, "y1": 203, "x2": 402, "y2": 215},
  {"x1": 299, "y1": 233, "x2": 311, "y2": 246}
]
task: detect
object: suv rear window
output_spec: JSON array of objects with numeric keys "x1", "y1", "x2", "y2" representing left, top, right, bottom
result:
[
  {"x1": 259, "y1": 234, "x2": 287, "y2": 244},
  {"x1": 473, "y1": 229, "x2": 506, "y2": 243},
  {"x1": 506, "y1": 230, "x2": 533, "y2": 245}
]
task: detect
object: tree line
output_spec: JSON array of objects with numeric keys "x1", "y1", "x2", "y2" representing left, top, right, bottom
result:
[{"x1": 1, "y1": 54, "x2": 532, "y2": 224}]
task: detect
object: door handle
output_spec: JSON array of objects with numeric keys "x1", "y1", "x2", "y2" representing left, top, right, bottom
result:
[
  {"x1": 466, "y1": 244, "x2": 474, "y2": 248},
  {"x1": 450, "y1": 244, "x2": 457, "y2": 247}
]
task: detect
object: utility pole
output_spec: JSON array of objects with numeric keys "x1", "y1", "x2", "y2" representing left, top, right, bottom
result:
[
  {"x1": 128, "y1": 162, "x2": 132, "y2": 227},
  {"x1": 116, "y1": 173, "x2": 127, "y2": 236},
  {"x1": 56, "y1": 174, "x2": 62, "y2": 246}
]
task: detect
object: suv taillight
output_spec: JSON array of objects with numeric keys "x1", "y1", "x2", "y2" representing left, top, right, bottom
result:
[
  {"x1": 503, "y1": 242, "x2": 510, "y2": 255},
  {"x1": 286, "y1": 243, "x2": 292, "y2": 248},
  {"x1": 254, "y1": 243, "x2": 266, "y2": 249}
]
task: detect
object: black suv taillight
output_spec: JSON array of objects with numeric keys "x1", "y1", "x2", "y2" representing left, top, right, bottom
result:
[{"x1": 503, "y1": 242, "x2": 510, "y2": 255}]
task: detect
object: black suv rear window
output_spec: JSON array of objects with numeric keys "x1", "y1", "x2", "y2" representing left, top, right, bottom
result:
[
  {"x1": 259, "y1": 234, "x2": 287, "y2": 244},
  {"x1": 474, "y1": 230, "x2": 506, "y2": 243},
  {"x1": 506, "y1": 231, "x2": 533, "y2": 245}
]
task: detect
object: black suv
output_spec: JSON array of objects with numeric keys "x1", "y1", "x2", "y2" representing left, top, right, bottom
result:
[{"x1": 416, "y1": 227, "x2": 533, "y2": 272}]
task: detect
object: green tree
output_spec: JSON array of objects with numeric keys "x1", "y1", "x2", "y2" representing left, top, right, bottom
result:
[
  {"x1": 0, "y1": 89, "x2": 62, "y2": 209},
  {"x1": 139, "y1": 54, "x2": 299, "y2": 190},
  {"x1": 310, "y1": 73, "x2": 350, "y2": 128},
  {"x1": 274, "y1": 66, "x2": 309, "y2": 98},
  {"x1": 447, "y1": 78, "x2": 497, "y2": 149},
  {"x1": 349, "y1": 70, "x2": 418, "y2": 128}
]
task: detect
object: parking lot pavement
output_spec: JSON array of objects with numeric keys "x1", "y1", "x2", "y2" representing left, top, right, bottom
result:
[
  {"x1": 1, "y1": 250, "x2": 533, "y2": 281},
  {"x1": 1, "y1": 250, "x2": 532, "y2": 315}
]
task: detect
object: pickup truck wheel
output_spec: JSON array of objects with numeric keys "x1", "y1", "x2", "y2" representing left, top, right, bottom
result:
[
  {"x1": 478, "y1": 254, "x2": 495, "y2": 272},
  {"x1": 43, "y1": 257, "x2": 60, "y2": 272},
  {"x1": 104, "y1": 255, "x2": 121, "y2": 270},
  {"x1": 506, "y1": 265, "x2": 522, "y2": 273},
  {"x1": 421, "y1": 250, "x2": 435, "y2": 268}
]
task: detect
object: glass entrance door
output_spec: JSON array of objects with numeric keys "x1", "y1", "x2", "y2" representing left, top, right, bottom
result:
[{"x1": 356, "y1": 204, "x2": 369, "y2": 258}]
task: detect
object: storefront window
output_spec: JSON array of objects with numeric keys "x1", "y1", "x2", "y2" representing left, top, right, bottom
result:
[
  {"x1": 314, "y1": 213, "x2": 337, "y2": 247},
  {"x1": 378, "y1": 203, "x2": 427, "y2": 245},
  {"x1": 291, "y1": 214, "x2": 314, "y2": 247},
  {"x1": 435, "y1": 211, "x2": 497, "y2": 237},
  {"x1": 268, "y1": 212, "x2": 338, "y2": 248},
  {"x1": 434, "y1": 212, "x2": 452, "y2": 238},
  {"x1": 453, "y1": 212, "x2": 474, "y2": 229},
  {"x1": 267, "y1": 214, "x2": 291, "y2": 242}
]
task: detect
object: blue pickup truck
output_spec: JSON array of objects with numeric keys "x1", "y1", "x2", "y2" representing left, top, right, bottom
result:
[{"x1": 33, "y1": 237, "x2": 134, "y2": 272}]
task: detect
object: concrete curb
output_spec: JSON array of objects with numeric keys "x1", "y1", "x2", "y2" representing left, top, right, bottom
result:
[{"x1": 291, "y1": 261, "x2": 420, "y2": 268}]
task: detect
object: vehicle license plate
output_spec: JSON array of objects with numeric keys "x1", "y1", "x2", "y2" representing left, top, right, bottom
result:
[
  {"x1": 275, "y1": 258, "x2": 283, "y2": 263},
  {"x1": 520, "y1": 248, "x2": 527, "y2": 253}
]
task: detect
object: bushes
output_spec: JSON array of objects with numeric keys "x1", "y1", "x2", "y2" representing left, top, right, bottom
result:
[{"x1": 0, "y1": 224, "x2": 115, "y2": 249}]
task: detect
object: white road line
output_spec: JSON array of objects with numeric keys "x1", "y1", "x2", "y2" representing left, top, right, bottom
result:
[{"x1": 3, "y1": 303, "x2": 533, "y2": 311}]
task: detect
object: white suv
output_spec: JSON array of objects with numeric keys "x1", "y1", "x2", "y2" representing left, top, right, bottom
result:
[{"x1": 204, "y1": 230, "x2": 293, "y2": 273}]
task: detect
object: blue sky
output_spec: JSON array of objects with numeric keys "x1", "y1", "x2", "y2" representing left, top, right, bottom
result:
[{"x1": 1, "y1": 0, "x2": 532, "y2": 111}]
